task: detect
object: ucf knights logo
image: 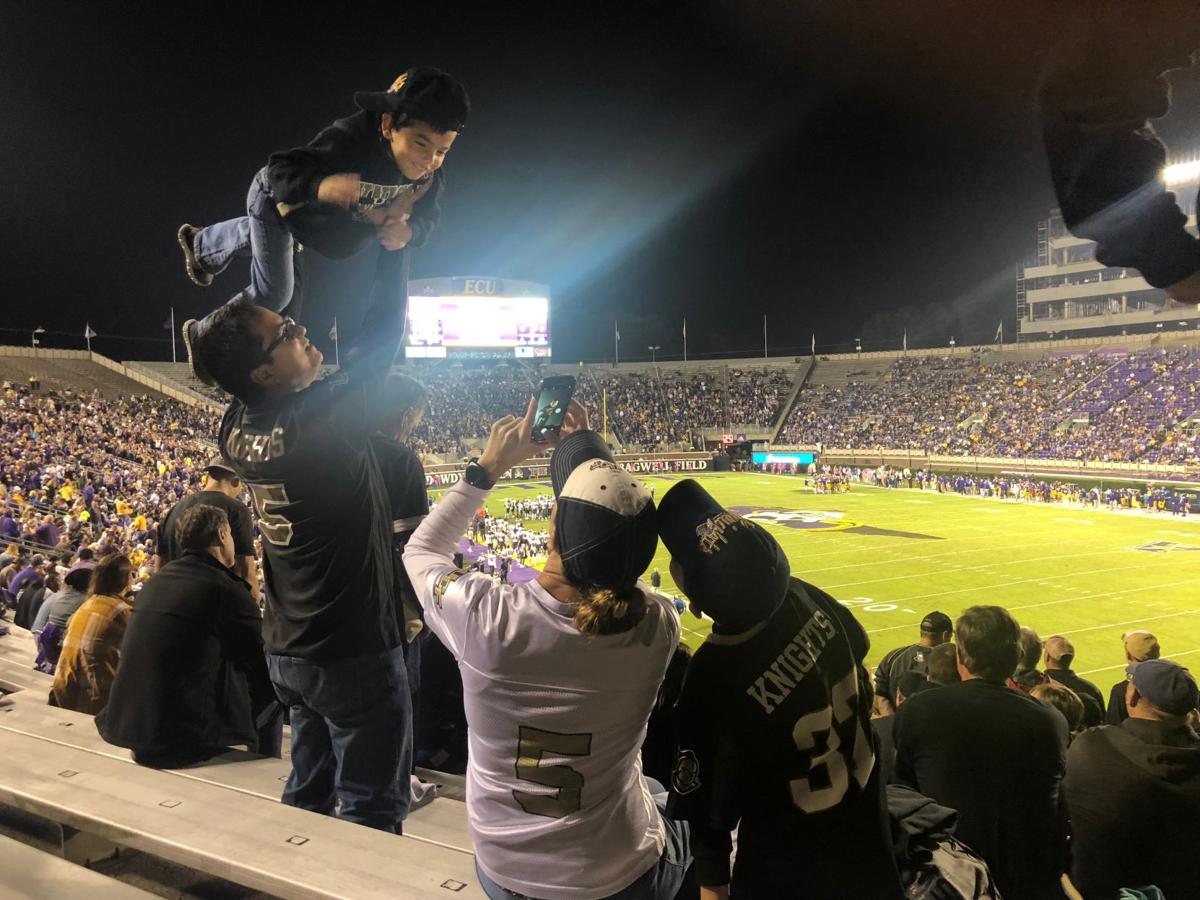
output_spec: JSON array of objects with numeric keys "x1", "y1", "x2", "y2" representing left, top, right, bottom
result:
[{"x1": 671, "y1": 749, "x2": 701, "y2": 795}]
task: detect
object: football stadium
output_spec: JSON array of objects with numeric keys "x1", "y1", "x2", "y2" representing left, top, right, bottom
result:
[{"x1": 4, "y1": 5, "x2": 1200, "y2": 899}]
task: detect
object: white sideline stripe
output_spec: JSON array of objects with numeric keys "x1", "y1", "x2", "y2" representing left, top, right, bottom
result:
[
  {"x1": 1080, "y1": 648, "x2": 1200, "y2": 676},
  {"x1": 819, "y1": 548, "x2": 1123, "y2": 590},
  {"x1": 864, "y1": 580, "x2": 1200, "y2": 635},
  {"x1": 850, "y1": 561, "x2": 1171, "y2": 610},
  {"x1": 1059, "y1": 609, "x2": 1200, "y2": 637}
]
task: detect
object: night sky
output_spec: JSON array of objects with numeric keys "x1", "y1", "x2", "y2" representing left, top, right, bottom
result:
[{"x1": 3, "y1": 2, "x2": 1199, "y2": 363}]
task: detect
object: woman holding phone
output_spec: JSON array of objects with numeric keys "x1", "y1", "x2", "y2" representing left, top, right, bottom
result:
[{"x1": 404, "y1": 398, "x2": 691, "y2": 899}]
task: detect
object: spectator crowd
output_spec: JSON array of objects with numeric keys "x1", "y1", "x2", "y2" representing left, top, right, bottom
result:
[{"x1": 780, "y1": 347, "x2": 1200, "y2": 465}]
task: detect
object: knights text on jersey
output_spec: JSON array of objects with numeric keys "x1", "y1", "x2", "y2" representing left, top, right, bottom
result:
[
  {"x1": 404, "y1": 481, "x2": 680, "y2": 900},
  {"x1": 219, "y1": 372, "x2": 401, "y2": 659},
  {"x1": 667, "y1": 580, "x2": 901, "y2": 897}
]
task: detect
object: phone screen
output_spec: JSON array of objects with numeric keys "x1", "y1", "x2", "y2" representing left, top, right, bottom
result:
[{"x1": 531, "y1": 376, "x2": 577, "y2": 442}]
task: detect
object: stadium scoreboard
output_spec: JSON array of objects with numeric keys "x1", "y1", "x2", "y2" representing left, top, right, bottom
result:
[{"x1": 406, "y1": 277, "x2": 551, "y2": 359}]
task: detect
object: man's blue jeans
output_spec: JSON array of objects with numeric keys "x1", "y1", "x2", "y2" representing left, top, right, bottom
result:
[
  {"x1": 267, "y1": 645, "x2": 412, "y2": 833},
  {"x1": 474, "y1": 779, "x2": 692, "y2": 900},
  {"x1": 193, "y1": 166, "x2": 295, "y2": 312}
]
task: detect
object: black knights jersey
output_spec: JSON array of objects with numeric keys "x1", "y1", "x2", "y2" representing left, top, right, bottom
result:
[
  {"x1": 219, "y1": 370, "x2": 402, "y2": 659},
  {"x1": 667, "y1": 578, "x2": 902, "y2": 898}
]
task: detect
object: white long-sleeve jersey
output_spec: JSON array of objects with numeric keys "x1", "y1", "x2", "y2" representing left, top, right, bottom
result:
[{"x1": 404, "y1": 481, "x2": 680, "y2": 900}]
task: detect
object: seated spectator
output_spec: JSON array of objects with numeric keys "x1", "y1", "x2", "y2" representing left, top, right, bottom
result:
[
  {"x1": 894, "y1": 606, "x2": 1068, "y2": 900},
  {"x1": 51, "y1": 554, "x2": 134, "y2": 714},
  {"x1": 874, "y1": 611, "x2": 953, "y2": 715},
  {"x1": 1009, "y1": 627, "x2": 1048, "y2": 693},
  {"x1": 404, "y1": 412, "x2": 692, "y2": 900},
  {"x1": 158, "y1": 457, "x2": 257, "y2": 594},
  {"x1": 1065, "y1": 659, "x2": 1200, "y2": 899},
  {"x1": 98, "y1": 506, "x2": 281, "y2": 767},
  {"x1": 659, "y1": 478, "x2": 901, "y2": 899},
  {"x1": 1044, "y1": 635, "x2": 1105, "y2": 727},
  {"x1": 1030, "y1": 681, "x2": 1085, "y2": 739},
  {"x1": 14, "y1": 570, "x2": 57, "y2": 630},
  {"x1": 32, "y1": 563, "x2": 94, "y2": 672},
  {"x1": 1107, "y1": 630, "x2": 1160, "y2": 725},
  {"x1": 7, "y1": 554, "x2": 47, "y2": 609},
  {"x1": 924, "y1": 642, "x2": 961, "y2": 686}
]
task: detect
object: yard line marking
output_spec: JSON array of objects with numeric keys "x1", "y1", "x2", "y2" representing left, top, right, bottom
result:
[
  {"x1": 1080, "y1": 648, "x2": 1200, "y2": 676},
  {"x1": 819, "y1": 548, "x2": 1127, "y2": 590},
  {"x1": 863, "y1": 580, "x2": 1200, "y2": 635},
  {"x1": 1059, "y1": 609, "x2": 1200, "y2": 637},
  {"x1": 837, "y1": 561, "x2": 1176, "y2": 607}
]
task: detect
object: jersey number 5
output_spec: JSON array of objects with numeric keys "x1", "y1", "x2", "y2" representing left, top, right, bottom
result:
[
  {"x1": 513, "y1": 726, "x2": 591, "y2": 819},
  {"x1": 790, "y1": 669, "x2": 875, "y2": 813},
  {"x1": 247, "y1": 482, "x2": 294, "y2": 547}
]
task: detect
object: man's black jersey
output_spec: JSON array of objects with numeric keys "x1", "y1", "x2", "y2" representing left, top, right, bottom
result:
[
  {"x1": 874, "y1": 642, "x2": 930, "y2": 705},
  {"x1": 667, "y1": 578, "x2": 901, "y2": 898},
  {"x1": 370, "y1": 435, "x2": 428, "y2": 525},
  {"x1": 219, "y1": 370, "x2": 402, "y2": 659},
  {"x1": 159, "y1": 491, "x2": 255, "y2": 565}
]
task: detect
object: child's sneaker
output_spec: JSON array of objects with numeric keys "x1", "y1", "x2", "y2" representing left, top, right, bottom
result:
[
  {"x1": 177, "y1": 224, "x2": 213, "y2": 287},
  {"x1": 181, "y1": 318, "x2": 216, "y2": 386}
]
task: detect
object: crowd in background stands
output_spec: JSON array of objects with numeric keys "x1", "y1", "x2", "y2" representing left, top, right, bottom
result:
[
  {"x1": 0, "y1": 383, "x2": 222, "y2": 579},
  {"x1": 780, "y1": 348, "x2": 1200, "y2": 465},
  {"x1": 151, "y1": 347, "x2": 1200, "y2": 465},
  {"x1": 409, "y1": 367, "x2": 538, "y2": 455}
]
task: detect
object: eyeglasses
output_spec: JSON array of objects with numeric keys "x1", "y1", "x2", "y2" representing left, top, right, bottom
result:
[{"x1": 261, "y1": 317, "x2": 300, "y2": 360}]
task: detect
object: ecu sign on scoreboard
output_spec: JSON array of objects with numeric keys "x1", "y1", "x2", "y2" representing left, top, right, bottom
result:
[{"x1": 406, "y1": 277, "x2": 552, "y2": 359}]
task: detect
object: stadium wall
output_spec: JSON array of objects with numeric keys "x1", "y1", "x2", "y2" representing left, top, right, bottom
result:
[
  {"x1": 810, "y1": 448, "x2": 1196, "y2": 482},
  {"x1": 424, "y1": 452, "x2": 715, "y2": 488}
]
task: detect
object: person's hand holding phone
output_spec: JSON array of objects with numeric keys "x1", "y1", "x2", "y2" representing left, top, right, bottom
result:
[
  {"x1": 560, "y1": 399, "x2": 590, "y2": 437},
  {"x1": 478, "y1": 397, "x2": 558, "y2": 483}
]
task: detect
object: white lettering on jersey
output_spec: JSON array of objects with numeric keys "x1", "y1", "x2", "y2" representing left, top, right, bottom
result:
[{"x1": 746, "y1": 608, "x2": 836, "y2": 714}]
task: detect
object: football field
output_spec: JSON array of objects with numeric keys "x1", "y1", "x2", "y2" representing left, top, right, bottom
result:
[{"x1": 457, "y1": 472, "x2": 1200, "y2": 681}]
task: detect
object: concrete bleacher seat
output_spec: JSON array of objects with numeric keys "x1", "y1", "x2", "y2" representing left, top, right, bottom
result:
[
  {"x1": 0, "y1": 357, "x2": 164, "y2": 400},
  {"x1": 0, "y1": 723, "x2": 480, "y2": 897},
  {"x1": 0, "y1": 831, "x2": 157, "y2": 899},
  {"x1": 0, "y1": 629, "x2": 480, "y2": 896}
]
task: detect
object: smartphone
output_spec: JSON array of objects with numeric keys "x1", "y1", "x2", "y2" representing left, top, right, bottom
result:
[{"x1": 531, "y1": 376, "x2": 577, "y2": 443}]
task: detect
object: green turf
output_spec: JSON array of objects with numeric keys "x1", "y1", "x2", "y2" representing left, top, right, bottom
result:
[{"x1": 438, "y1": 472, "x2": 1200, "y2": 682}]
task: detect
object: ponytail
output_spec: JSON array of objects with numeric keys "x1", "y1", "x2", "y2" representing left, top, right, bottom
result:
[{"x1": 573, "y1": 583, "x2": 647, "y2": 636}]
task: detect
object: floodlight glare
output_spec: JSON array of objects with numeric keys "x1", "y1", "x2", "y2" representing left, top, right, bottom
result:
[{"x1": 1163, "y1": 160, "x2": 1200, "y2": 187}]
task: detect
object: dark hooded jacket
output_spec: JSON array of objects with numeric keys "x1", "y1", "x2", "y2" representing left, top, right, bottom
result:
[{"x1": 1064, "y1": 718, "x2": 1200, "y2": 899}]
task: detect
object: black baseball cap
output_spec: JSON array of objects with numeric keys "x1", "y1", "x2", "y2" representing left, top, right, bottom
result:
[
  {"x1": 921, "y1": 611, "x2": 954, "y2": 634},
  {"x1": 553, "y1": 456, "x2": 657, "y2": 589},
  {"x1": 657, "y1": 479, "x2": 789, "y2": 633},
  {"x1": 550, "y1": 430, "x2": 615, "y2": 496},
  {"x1": 204, "y1": 456, "x2": 238, "y2": 479},
  {"x1": 354, "y1": 67, "x2": 470, "y2": 133}
]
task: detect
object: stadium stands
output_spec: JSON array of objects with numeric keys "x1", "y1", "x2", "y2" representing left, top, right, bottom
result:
[{"x1": 2, "y1": 340, "x2": 1198, "y2": 895}]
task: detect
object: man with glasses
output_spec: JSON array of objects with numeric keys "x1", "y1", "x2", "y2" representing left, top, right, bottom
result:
[{"x1": 187, "y1": 287, "x2": 420, "y2": 833}]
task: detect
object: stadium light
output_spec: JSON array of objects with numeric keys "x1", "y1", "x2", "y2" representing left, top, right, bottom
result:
[
  {"x1": 855, "y1": 338, "x2": 862, "y2": 353},
  {"x1": 949, "y1": 336, "x2": 956, "y2": 350},
  {"x1": 1163, "y1": 160, "x2": 1200, "y2": 187},
  {"x1": 31, "y1": 326, "x2": 45, "y2": 350},
  {"x1": 648, "y1": 344, "x2": 662, "y2": 364}
]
